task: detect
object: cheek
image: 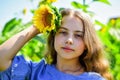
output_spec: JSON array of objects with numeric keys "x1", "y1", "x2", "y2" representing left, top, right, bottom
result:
[
  {"x1": 55, "y1": 35, "x2": 64, "y2": 45},
  {"x1": 75, "y1": 40, "x2": 86, "y2": 51},
  {"x1": 54, "y1": 36, "x2": 63, "y2": 51}
]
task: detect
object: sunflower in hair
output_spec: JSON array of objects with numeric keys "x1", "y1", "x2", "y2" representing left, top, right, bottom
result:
[{"x1": 33, "y1": 5, "x2": 56, "y2": 33}]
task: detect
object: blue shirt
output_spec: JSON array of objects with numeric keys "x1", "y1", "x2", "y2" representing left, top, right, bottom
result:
[{"x1": 0, "y1": 55, "x2": 105, "y2": 80}]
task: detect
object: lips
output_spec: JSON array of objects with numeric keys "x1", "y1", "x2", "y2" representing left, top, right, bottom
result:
[{"x1": 61, "y1": 47, "x2": 74, "y2": 52}]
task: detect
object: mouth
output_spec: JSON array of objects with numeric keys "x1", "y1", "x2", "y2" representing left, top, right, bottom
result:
[{"x1": 61, "y1": 47, "x2": 74, "y2": 52}]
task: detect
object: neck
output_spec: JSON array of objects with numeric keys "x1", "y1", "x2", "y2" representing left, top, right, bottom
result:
[{"x1": 56, "y1": 55, "x2": 84, "y2": 75}]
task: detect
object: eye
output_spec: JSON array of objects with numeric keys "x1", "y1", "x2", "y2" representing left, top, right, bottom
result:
[
  {"x1": 74, "y1": 34, "x2": 83, "y2": 38},
  {"x1": 59, "y1": 31, "x2": 67, "y2": 35}
]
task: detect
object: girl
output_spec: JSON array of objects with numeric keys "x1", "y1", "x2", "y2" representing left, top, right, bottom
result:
[{"x1": 0, "y1": 9, "x2": 112, "y2": 80}]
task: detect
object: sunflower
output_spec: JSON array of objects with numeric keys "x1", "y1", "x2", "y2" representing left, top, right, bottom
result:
[
  {"x1": 47, "y1": 0, "x2": 57, "y2": 3},
  {"x1": 33, "y1": 5, "x2": 56, "y2": 33}
]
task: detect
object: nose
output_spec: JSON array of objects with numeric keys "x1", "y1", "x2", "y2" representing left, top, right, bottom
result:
[{"x1": 65, "y1": 36, "x2": 73, "y2": 45}]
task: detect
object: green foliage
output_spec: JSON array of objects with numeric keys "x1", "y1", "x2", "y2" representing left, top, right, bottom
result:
[
  {"x1": 71, "y1": 0, "x2": 110, "y2": 15},
  {"x1": 71, "y1": 1, "x2": 89, "y2": 12},
  {"x1": 20, "y1": 35, "x2": 46, "y2": 62},
  {"x1": 2, "y1": 18, "x2": 22, "y2": 36},
  {"x1": 93, "y1": 0, "x2": 111, "y2": 5},
  {"x1": 105, "y1": 18, "x2": 120, "y2": 80}
]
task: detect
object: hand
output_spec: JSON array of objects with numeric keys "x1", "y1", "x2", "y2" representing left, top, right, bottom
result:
[{"x1": 33, "y1": 25, "x2": 41, "y2": 34}]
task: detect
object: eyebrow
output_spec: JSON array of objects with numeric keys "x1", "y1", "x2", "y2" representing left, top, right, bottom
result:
[{"x1": 60, "y1": 27, "x2": 84, "y2": 33}]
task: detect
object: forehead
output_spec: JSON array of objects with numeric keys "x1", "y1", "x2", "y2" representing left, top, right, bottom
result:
[{"x1": 61, "y1": 15, "x2": 84, "y2": 31}]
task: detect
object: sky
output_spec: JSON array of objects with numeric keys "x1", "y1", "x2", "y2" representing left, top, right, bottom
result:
[{"x1": 0, "y1": 0, "x2": 120, "y2": 32}]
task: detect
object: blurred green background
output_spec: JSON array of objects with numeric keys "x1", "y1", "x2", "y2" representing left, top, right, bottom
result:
[{"x1": 0, "y1": 0, "x2": 120, "y2": 80}]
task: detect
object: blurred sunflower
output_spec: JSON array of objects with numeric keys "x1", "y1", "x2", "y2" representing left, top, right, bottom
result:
[
  {"x1": 33, "y1": 5, "x2": 56, "y2": 33},
  {"x1": 47, "y1": 0, "x2": 57, "y2": 3}
]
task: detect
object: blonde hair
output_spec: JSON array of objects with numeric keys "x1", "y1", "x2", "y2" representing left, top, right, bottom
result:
[{"x1": 45, "y1": 8, "x2": 113, "y2": 80}]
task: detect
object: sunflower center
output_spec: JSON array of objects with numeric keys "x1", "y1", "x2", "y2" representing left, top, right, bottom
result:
[{"x1": 43, "y1": 12, "x2": 52, "y2": 27}]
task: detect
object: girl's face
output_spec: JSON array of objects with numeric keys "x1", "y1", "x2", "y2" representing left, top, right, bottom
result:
[{"x1": 54, "y1": 15, "x2": 86, "y2": 59}]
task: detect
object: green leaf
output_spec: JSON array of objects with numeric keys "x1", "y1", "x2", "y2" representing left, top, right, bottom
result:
[
  {"x1": 71, "y1": 1, "x2": 83, "y2": 9},
  {"x1": 95, "y1": 20, "x2": 106, "y2": 28},
  {"x1": 34, "y1": 34, "x2": 47, "y2": 43},
  {"x1": 116, "y1": 18, "x2": 120, "y2": 28},
  {"x1": 2, "y1": 18, "x2": 22, "y2": 36},
  {"x1": 93, "y1": 0, "x2": 111, "y2": 5},
  {"x1": 30, "y1": 9, "x2": 35, "y2": 14},
  {"x1": 71, "y1": 1, "x2": 89, "y2": 12},
  {"x1": 109, "y1": 28, "x2": 120, "y2": 41}
]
